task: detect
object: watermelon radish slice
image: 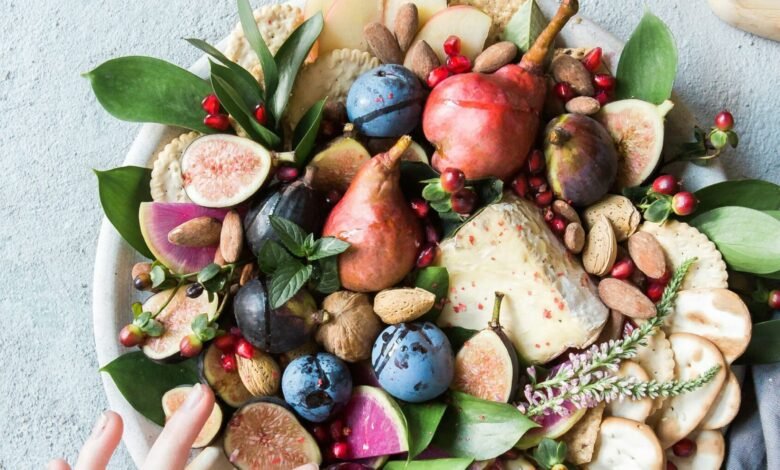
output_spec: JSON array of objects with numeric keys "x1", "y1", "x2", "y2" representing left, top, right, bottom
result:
[
  {"x1": 342, "y1": 386, "x2": 409, "y2": 460},
  {"x1": 515, "y1": 400, "x2": 586, "y2": 449},
  {"x1": 139, "y1": 202, "x2": 229, "y2": 273}
]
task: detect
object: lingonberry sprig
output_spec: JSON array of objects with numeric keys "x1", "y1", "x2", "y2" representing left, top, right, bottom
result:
[
  {"x1": 672, "y1": 110, "x2": 739, "y2": 164},
  {"x1": 624, "y1": 174, "x2": 698, "y2": 223}
]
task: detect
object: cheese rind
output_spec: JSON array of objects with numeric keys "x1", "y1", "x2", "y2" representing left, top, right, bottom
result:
[{"x1": 435, "y1": 195, "x2": 608, "y2": 364}]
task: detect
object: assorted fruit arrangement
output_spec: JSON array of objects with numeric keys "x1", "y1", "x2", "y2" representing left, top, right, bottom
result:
[{"x1": 88, "y1": 0, "x2": 780, "y2": 469}]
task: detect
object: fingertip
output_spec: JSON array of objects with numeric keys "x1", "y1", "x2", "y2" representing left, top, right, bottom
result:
[{"x1": 47, "y1": 458, "x2": 70, "y2": 470}]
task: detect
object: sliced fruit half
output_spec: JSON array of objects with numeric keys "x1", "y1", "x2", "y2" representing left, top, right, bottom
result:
[
  {"x1": 596, "y1": 99, "x2": 674, "y2": 190},
  {"x1": 309, "y1": 136, "x2": 371, "y2": 192},
  {"x1": 341, "y1": 386, "x2": 409, "y2": 460},
  {"x1": 199, "y1": 343, "x2": 253, "y2": 408},
  {"x1": 162, "y1": 386, "x2": 223, "y2": 448},
  {"x1": 412, "y1": 5, "x2": 491, "y2": 62},
  {"x1": 181, "y1": 134, "x2": 272, "y2": 208}
]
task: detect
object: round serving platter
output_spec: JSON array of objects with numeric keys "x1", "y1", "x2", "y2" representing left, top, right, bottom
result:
[{"x1": 91, "y1": 0, "x2": 726, "y2": 465}]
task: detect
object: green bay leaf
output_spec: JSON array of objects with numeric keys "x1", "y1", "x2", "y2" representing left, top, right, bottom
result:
[
  {"x1": 186, "y1": 38, "x2": 263, "y2": 109},
  {"x1": 94, "y1": 166, "x2": 154, "y2": 259},
  {"x1": 736, "y1": 320, "x2": 780, "y2": 365},
  {"x1": 237, "y1": 0, "x2": 278, "y2": 106},
  {"x1": 384, "y1": 458, "x2": 473, "y2": 470},
  {"x1": 693, "y1": 179, "x2": 780, "y2": 215},
  {"x1": 402, "y1": 401, "x2": 448, "y2": 460},
  {"x1": 502, "y1": 0, "x2": 547, "y2": 54},
  {"x1": 293, "y1": 98, "x2": 327, "y2": 167},
  {"x1": 415, "y1": 267, "x2": 450, "y2": 323}
]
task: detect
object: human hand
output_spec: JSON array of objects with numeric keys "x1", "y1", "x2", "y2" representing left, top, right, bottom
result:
[{"x1": 48, "y1": 383, "x2": 215, "y2": 470}]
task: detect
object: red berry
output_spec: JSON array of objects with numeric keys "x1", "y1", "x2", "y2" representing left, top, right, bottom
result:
[
  {"x1": 425, "y1": 222, "x2": 441, "y2": 244},
  {"x1": 534, "y1": 190, "x2": 554, "y2": 207},
  {"x1": 220, "y1": 353, "x2": 237, "y2": 372},
  {"x1": 276, "y1": 166, "x2": 299, "y2": 183},
  {"x1": 672, "y1": 438, "x2": 696, "y2": 458},
  {"x1": 451, "y1": 188, "x2": 477, "y2": 214},
  {"x1": 201, "y1": 94, "x2": 221, "y2": 115},
  {"x1": 768, "y1": 289, "x2": 780, "y2": 310},
  {"x1": 312, "y1": 425, "x2": 329, "y2": 443},
  {"x1": 581, "y1": 47, "x2": 603, "y2": 73},
  {"x1": 714, "y1": 110, "x2": 735, "y2": 131},
  {"x1": 646, "y1": 281, "x2": 665, "y2": 302},
  {"x1": 527, "y1": 150, "x2": 546, "y2": 174},
  {"x1": 528, "y1": 175, "x2": 548, "y2": 192},
  {"x1": 446, "y1": 54, "x2": 472, "y2": 74},
  {"x1": 652, "y1": 174, "x2": 680, "y2": 196},
  {"x1": 440, "y1": 167, "x2": 466, "y2": 193},
  {"x1": 331, "y1": 441, "x2": 349, "y2": 460},
  {"x1": 329, "y1": 419, "x2": 345, "y2": 441},
  {"x1": 204, "y1": 113, "x2": 231, "y2": 131},
  {"x1": 326, "y1": 189, "x2": 342, "y2": 206},
  {"x1": 119, "y1": 324, "x2": 145, "y2": 347},
  {"x1": 511, "y1": 173, "x2": 530, "y2": 198},
  {"x1": 214, "y1": 334, "x2": 237, "y2": 353},
  {"x1": 593, "y1": 73, "x2": 616, "y2": 92},
  {"x1": 543, "y1": 207, "x2": 555, "y2": 222},
  {"x1": 180, "y1": 334, "x2": 203, "y2": 358},
  {"x1": 254, "y1": 104, "x2": 267, "y2": 125},
  {"x1": 416, "y1": 244, "x2": 437, "y2": 268},
  {"x1": 672, "y1": 191, "x2": 698, "y2": 216},
  {"x1": 443, "y1": 35, "x2": 461, "y2": 56},
  {"x1": 410, "y1": 198, "x2": 430, "y2": 218},
  {"x1": 611, "y1": 258, "x2": 636, "y2": 280},
  {"x1": 235, "y1": 338, "x2": 255, "y2": 359},
  {"x1": 553, "y1": 82, "x2": 576, "y2": 102},
  {"x1": 595, "y1": 90, "x2": 611, "y2": 106},
  {"x1": 426, "y1": 66, "x2": 451, "y2": 88},
  {"x1": 667, "y1": 462, "x2": 678, "y2": 470},
  {"x1": 548, "y1": 216, "x2": 567, "y2": 235}
]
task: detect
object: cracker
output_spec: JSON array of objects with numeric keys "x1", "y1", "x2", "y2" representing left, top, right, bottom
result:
[
  {"x1": 605, "y1": 360, "x2": 653, "y2": 423},
  {"x1": 665, "y1": 430, "x2": 725, "y2": 470},
  {"x1": 654, "y1": 333, "x2": 727, "y2": 449},
  {"x1": 638, "y1": 221, "x2": 729, "y2": 290},
  {"x1": 450, "y1": 0, "x2": 523, "y2": 40},
  {"x1": 634, "y1": 328, "x2": 675, "y2": 413},
  {"x1": 586, "y1": 417, "x2": 664, "y2": 470},
  {"x1": 150, "y1": 131, "x2": 199, "y2": 202},
  {"x1": 224, "y1": 4, "x2": 304, "y2": 81},
  {"x1": 285, "y1": 48, "x2": 380, "y2": 129},
  {"x1": 562, "y1": 403, "x2": 606, "y2": 465},
  {"x1": 700, "y1": 368, "x2": 741, "y2": 430}
]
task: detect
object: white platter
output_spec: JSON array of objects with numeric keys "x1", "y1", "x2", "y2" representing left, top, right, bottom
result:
[{"x1": 91, "y1": 0, "x2": 726, "y2": 466}]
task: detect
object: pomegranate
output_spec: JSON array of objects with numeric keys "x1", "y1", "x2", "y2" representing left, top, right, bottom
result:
[
  {"x1": 235, "y1": 338, "x2": 255, "y2": 359},
  {"x1": 276, "y1": 165, "x2": 300, "y2": 183},
  {"x1": 511, "y1": 173, "x2": 530, "y2": 198},
  {"x1": 201, "y1": 94, "x2": 221, "y2": 115},
  {"x1": 423, "y1": 0, "x2": 579, "y2": 180},
  {"x1": 554, "y1": 81, "x2": 577, "y2": 102},
  {"x1": 671, "y1": 438, "x2": 696, "y2": 457},
  {"x1": 254, "y1": 104, "x2": 267, "y2": 125},
  {"x1": 203, "y1": 114, "x2": 230, "y2": 131}
]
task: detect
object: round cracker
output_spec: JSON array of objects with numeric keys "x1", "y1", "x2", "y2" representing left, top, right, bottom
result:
[
  {"x1": 700, "y1": 369, "x2": 741, "y2": 430},
  {"x1": 638, "y1": 221, "x2": 728, "y2": 290},
  {"x1": 665, "y1": 430, "x2": 725, "y2": 470},
  {"x1": 605, "y1": 360, "x2": 653, "y2": 423},
  {"x1": 654, "y1": 333, "x2": 727, "y2": 449},
  {"x1": 666, "y1": 288, "x2": 751, "y2": 364},
  {"x1": 587, "y1": 417, "x2": 663, "y2": 470},
  {"x1": 634, "y1": 329, "x2": 675, "y2": 413},
  {"x1": 150, "y1": 131, "x2": 199, "y2": 202}
]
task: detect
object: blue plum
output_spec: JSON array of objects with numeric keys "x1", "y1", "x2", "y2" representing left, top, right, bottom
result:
[
  {"x1": 371, "y1": 322, "x2": 454, "y2": 403},
  {"x1": 346, "y1": 64, "x2": 424, "y2": 137},
  {"x1": 282, "y1": 353, "x2": 353, "y2": 422}
]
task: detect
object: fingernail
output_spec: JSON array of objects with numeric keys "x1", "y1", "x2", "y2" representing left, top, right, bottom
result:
[
  {"x1": 90, "y1": 412, "x2": 108, "y2": 439},
  {"x1": 181, "y1": 384, "x2": 205, "y2": 411}
]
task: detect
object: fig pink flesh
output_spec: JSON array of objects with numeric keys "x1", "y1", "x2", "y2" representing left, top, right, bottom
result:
[{"x1": 342, "y1": 390, "x2": 408, "y2": 459}]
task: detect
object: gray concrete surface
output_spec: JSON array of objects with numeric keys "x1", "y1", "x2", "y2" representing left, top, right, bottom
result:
[{"x1": 0, "y1": 0, "x2": 777, "y2": 468}]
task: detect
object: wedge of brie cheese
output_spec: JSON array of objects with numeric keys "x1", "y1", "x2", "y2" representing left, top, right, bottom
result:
[{"x1": 435, "y1": 194, "x2": 608, "y2": 364}]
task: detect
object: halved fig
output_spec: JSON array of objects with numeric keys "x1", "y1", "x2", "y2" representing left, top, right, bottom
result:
[
  {"x1": 141, "y1": 287, "x2": 218, "y2": 362},
  {"x1": 181, "y1": 134, "x2": 272, "y2": 208},
  {"x1": 595, "y1": 99, "x2": 674, "y2": 190},
  {"x1": 162, "y1": 386, "x2": 223, "y2": 448},
  {"x1": 199, "y1": 343, "x2": 253, "y2": 408},
  {"x1": 451, "y1": 292, "x2": 519, "y2": 403},
  {"x1": 308, "y1": 136, "x2": 371, "y2": 192},
  {"x1": 223, "y1": 400, "x2": 322, "y2": 469}
]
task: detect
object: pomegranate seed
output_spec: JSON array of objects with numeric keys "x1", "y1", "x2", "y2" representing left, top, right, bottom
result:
[
  {"x1": 535, "y1": 190, "x2": 554, "y2": 207},
  {"x1": 220, "y1": 353, "x2": 237, "y2": 372},
  {"x1": 646, "y1": 282, "x2": 665, "y2": 302},
  {"x1": 611, "y1": 258, "x2": 636, "y2": 280},
  {"x1": 410, "y1": 198, "x2": 430, "y2": 218},
  {"x1": 119, "y1": 324, "x2": 144, "y2": 347},
  {"x1": 714, "y1": 110, "x2": 735, "y2": 131},
  {"x1": 204, "y1": 113, "x2": 231, "y2": 131},
  {"x1": 593, "y1": 73, "x2": 616, "y2": 92},
  {"x1": 331, "y1": 441, "x2": 349, "y2": 460},
  {"x1": 312, "y1": 425, "x2": 329, "y2": 443},
  {"x1": 235, "y1": 338, "x2": 255, "y2": 359},
  {"x1": 201, "y1": 94, "x2": 221, "y2": 115},
  {"x1": 179, "y1": 334, "x2": 203, "y2": 358},
  {"x1": 443, "y1": 35, "x2": 461, "y2": 56},
  {"x1": 254, "y1": 104, "x2": 267, "y2": 125},
  {"x1": 511, "y1": 173, "x2": 530, "y2": 198},
  {"x1": 768, "y1": 289, "x2": 780, "y2": 309},
  {"x1": 667, "y1": 462, "x2": 678, "y2": 470},
  {"x1": 595, "y1": 90, "x2": 611, "y2": 106},
  {"x1": 672, "y1": 438, "x2": 696, "y2": 457},
  {"x1": 553, "y1": 82, "x2": 576, "y2": 102},
  {"x1": 652, "y1": 174, "x2": 680, "y2": 196},
  {"x1": 548, "y1": 216, "x2": 567, "y2": 235},
  {"x1": 440, "y1": 168, "x2": 466, "y2": 193},
  {"x1": 230, "y1": 326, "x2": 242, "y2": 337},
  {"x1": 214, "y1": 334, "x2": 237, "y2": 353},
  {"x1": 446, "y1": 54, "x2": 472, "y2": 74},
  {"x1": 325, "y1": 189, "x2": 342, "y2": 206},
  {"x1": 528, "y1": 175, "x2": 547, "y2": 192},
  {"x1": 416, "y1": 244, "x2": 436, "y2": 268},
  {"x1": 581, "y1": 47, "x2": 603, "y2": 73},
  {"x1": 426, "y1": 66, "x2": 451, "y2": 88},
  {"x1": 527, "y1": 150, "x2": 545, "y2": 174},
  {"x1": 672, "y1": 191, "x2": 698, "y2": 216},
  {"x1": 276, "y1": 166, "x2": 300, "y2": 183},
  {"x1": 425, "y1": 222, "x2": 441, "y2": 244},
  {"x1": 543, "y1": 207, "x2": 555, "y2": 222},
  {"x1": 451, "y1": 188, "x2": 477, "y2": 214},
  {"x1": 329, "y1": 420, "x2": 345, "y2": 440}
]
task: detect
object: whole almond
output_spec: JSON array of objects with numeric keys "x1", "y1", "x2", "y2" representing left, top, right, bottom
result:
[
  {"x1": 237, "y1": 351, "x2": 281, "y2": 397},
  {"x1": 374, "y1": 287, "x2": 436, "y2": 324},
  {"x1": 403, "y1": 40, "x2": 440, "y2": 82},
  {"x1": 627, "y1": 232, "x2": 667, "y2": 279},
  {"x1": 564, "y1": 222, "x2": 586, "y2": 254},
  {"x1": 394, "y1": 3, "x2": 418, "y2": 52},
  {"x1": 219, "y1": 210, "x2": 243, "y2": 264},
  {"x1": 582, "y1": 215, "x2": 617, "y2": 276},
  {"x1": 583, "y1": 195, "x2": 641, "y2": 242},
  {"x1": 553, "y1": 199, "x2": 582, "y2": 225},
  {"x1": 551, "y1": 54, "x2": 595, "y2": 96},
  {"x1": 598, "y1": 278, "x2": 657, "y2": 319},
  {"x1": 131, "y1": 262, "x2": 152, "y2": 280},
  {"x1": 473, "y1": 41, "x2": 518, "y2": 73},
  {"x1": 565, "y1": 96, "x2": 601, "y2": 115},
  {"x1": 167, "y1": 217, "x2": 222, "y2": 247},
  {"x1": 364, "y1": 22, "x2": 403, "y2": 64},
  {"x1": 239, "y1": 263, "x2": 257, "y2": 287},
  {"x1": 213, "y1": 247, "x2": 226, "y2": 266}
]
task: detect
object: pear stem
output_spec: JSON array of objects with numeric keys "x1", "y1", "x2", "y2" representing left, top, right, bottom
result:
[
  {"x1": 386, "y1": 135, "x2": 413, "y2": 164},
  {"x1": 490, "y1": 292, "x2": 506, "y2": 328},
  {"x1": 520, "y1": 0, "x2": 579, "y2": 71}
]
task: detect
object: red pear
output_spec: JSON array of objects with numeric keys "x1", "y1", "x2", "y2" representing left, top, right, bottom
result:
[
  {"x1": 323, "y1": 136, "x2": 423, "y2": 292},
  {"x1": 423, "y1": 0, "x2": 579, "y2": 181}
]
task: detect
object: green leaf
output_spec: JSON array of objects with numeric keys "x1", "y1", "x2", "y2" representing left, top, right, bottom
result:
[
  {"x1": 384, "y1": 459, "x2": 474, "y2": 470},
  {"x1": 191, "y1": 313, "x2": 209, "y2": 333},
  {"x1": 736, "y1": 320, "x2": 780, "y2": 365},
  {"x1": 131, "y1": 302, "x2": 144, "y2": 317},
  {"x1": 258, "y1": 240, "x2": 294, "y2": 274},
  {"x1": 85, "y1": 56, "x2": 213, "y2": 133},
  {"x1": 402, "y1": 401, "x2": 448, "y2": 460},
  {"x1": 94, "y1": 166, "x2": 154, "y2": 259},
  {"x1": 313, "y1": 257, "x2": 341, "y2": 294},
  {"x1": 309, "y1": 237, "x2": 350, "y2": 261},
  {"x1": 423, "y1": 183, "x2": 449, "y2": 202},
  {"x1": 269, "y1": 215, "x2": 308, "y2": 257},
  {"x1": 533, "y1": 438, "x2": 568, "y2": 469},
  {"x1": 693, "y1": 180, "x2": 780, "y2": 215},
  {"x1": 433, "y1": 391, "x2": 538, "y2": 460},
  {"x1": 271, "y1": 13, "x2": 324, "y2": 121},
  {"x1": 293, "y1": 98, "x2": 327, "y2": 167},
  {"x1": 710, "y1": 130, "x2": 729, "y2": 149},
  {"x1": 269, "y1": 262, "x2": 313, "y2": 308},
  {"x1": 727, "y1": 130, "x2": 739, "y2": 148},
  {"x1": 644, "y1": 198, "x2": 672, "y2": 223},
  {"x1": 237, "y1": 0, "x2": 278, "y2": 106},
  {"x1": 150, "y1": 265, "x2": 167, "y2": 288},
  {"x1": 100, "y1": 352, "x2": 199, "y2": 426},
  {"x1": 623, "y1": 185, "x2": 651, "y2": 203},
  {"x1": 502, "y1": 0, "x2": 547, "y2": 54},
  {"x1": 690, "y1": 207, "x2": 780, "y2": 274},
  {"x1": 442, "y1": 327, "x2": 479, "y2": 352},
  {"x1": 142, "y1": 319, "x2": 164, "y2": 337},
  {"x1": 197, "y1": 263, "x2": 221, "y2": 284},
  {"x1": 186, "y1": 38, "x2": 263, "y2": 109},
  {"x1": 415, "y1": 267, "x2": 450, "y2": 323},
  {"x1": 430, "y1": 199, "x2": 453, "y2": 213},
  {"x1": 615, "y1": 12, "x2": 678, "y2": 104}
]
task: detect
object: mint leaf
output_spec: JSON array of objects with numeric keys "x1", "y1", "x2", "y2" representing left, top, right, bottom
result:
[
  {"x1": 303, "y1": 233, "x2": 317, "y2": 257},
  {"x1": 308, "y1": 237, "x2": 350, "y2": 261},
  {"x1": 269, "y1": 216, "x2": 308, "y2": 256},
  {"x1": 269, "y1": 262, "x2": 313, "y2": 308},
  {"x1": 236, "y1": 0, "x2": 278, "y2": 106},
  {"x1": 313, "y1": 257, "x2": 340, "y2": 294},
  {"x1": 258, "y1": 240, "x2": 294, "y2": 274}
]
